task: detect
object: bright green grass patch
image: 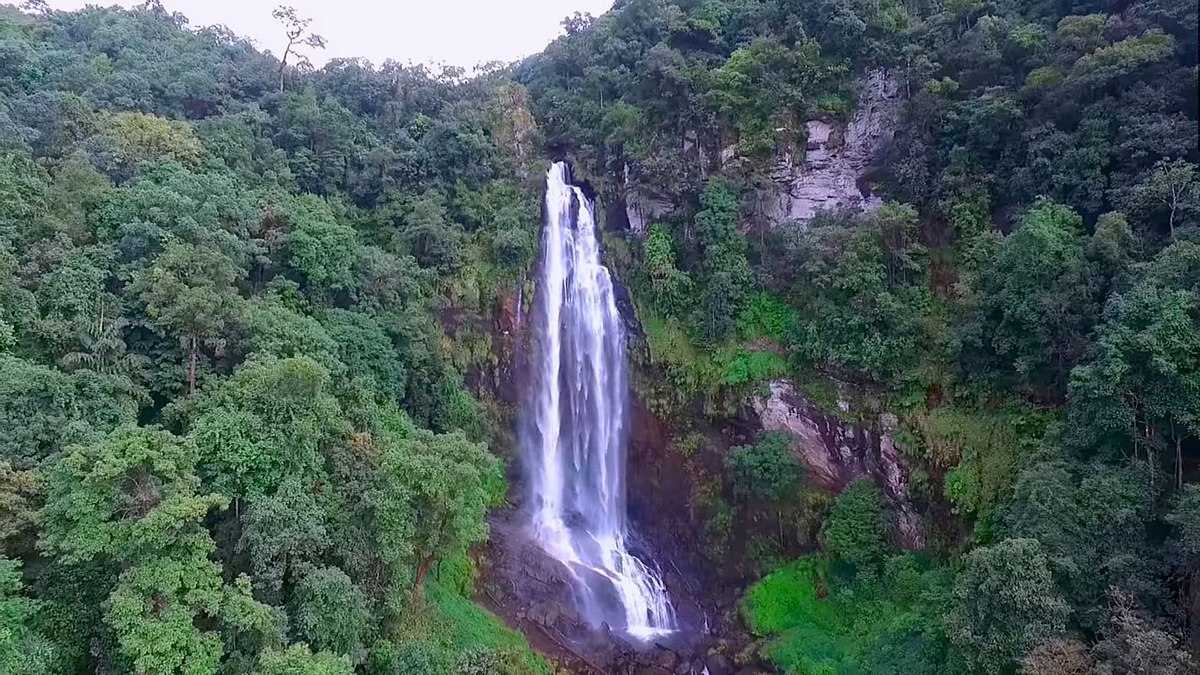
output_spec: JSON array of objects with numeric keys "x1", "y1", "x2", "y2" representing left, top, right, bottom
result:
[
  {"x1": 385, "y1": 577, "x2": 550, "y2": 674},
  {"x1": 743, "y1": 556, "x2": 950, "y2": 675},
  {"x1": 425, "y1": 580, "x2": 547, "y2": 671},
  {"x1": 738, "y1": 292, "x2": 799, "y2": 343}
]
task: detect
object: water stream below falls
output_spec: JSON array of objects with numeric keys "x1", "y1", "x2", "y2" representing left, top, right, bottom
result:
[{"x1": 521, "y1": 162, "x2": 677, "y2": 640}]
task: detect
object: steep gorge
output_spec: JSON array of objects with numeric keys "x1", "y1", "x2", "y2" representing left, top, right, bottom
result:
[{"x1": 466, "y1": 74, "x2": 927, "y2": 672}]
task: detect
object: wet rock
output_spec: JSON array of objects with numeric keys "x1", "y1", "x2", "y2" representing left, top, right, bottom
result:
[
  {"x1": 706, "y1": 654, "x2": 735, "y2": 675},
  {"x1": 561, "y1": 605, "x2": 581, "y2": 626},
  {"x1": 752, "y1": 379, "x2": 925, "y2": 548},
  {"x1": 543, "y1": 603, "x2": 560, "y2": 628},
  {"x1": 655, "y1": 649, "x2": 680, "y2": 670}
]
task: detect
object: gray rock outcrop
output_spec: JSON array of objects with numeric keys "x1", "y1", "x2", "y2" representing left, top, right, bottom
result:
[
  {"x1": 755, "y1": 69, "x2": 900, "y2": 224},
  {"x1": 622, "y1": 164, "x2": 674, "y2": 235},
  {"x1": 752, "y1": 379, "x2": 925, "y2": 548}
]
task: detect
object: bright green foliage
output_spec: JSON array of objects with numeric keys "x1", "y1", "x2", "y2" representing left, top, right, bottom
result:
[
  {"x1": 737, "y1": 293, "x2": 797, "y2": 343},
  {"x1": 286, "y1": 196, "x2": 358, "y2": 292},
  {"x1": 707, "y1": 37, "x2": 837, "y2": 156},
  {"x1": 364, "y1": 578, "x2": 548, "y2": 674},
  {"x1": 38, "y1": 425, "x2": 274, "y2": 675},
  {"x1": 726, "y1": 432, "x2": 803, "y2": 503},
  {"x1": 189, "y1": 357, "x2": 348, "y2": 499},
  {"x1": 1069, "y1": 30, "x2": 1175, "y2": 86},
  {"x1": 238, "y1": 298, "x2": 339, "y2": 365},
  {"x1": 0, "y1": 557, "x2": 58, "y2": 674},
  {"x1": 642, "y1": 225, "x2": 694, "y2": 316},
  {"x1": 369, "y1": 639, "x2": 454, "y2": 675},
  {"x1": 821, "y1": 479, "x2": 889, "y2": 571},
  {"x1": 97, "y1": 111, "x2": 204, "y2": 178},
  {"x1": 0, "y1": 5, "x2": 541, "y2": 672},
  {"x1": 367, "y1": 430, "x2": 497, "y2": 595},
  {"x1": 257, "y1": 644, "x2": 354, "y2": 675},
  {"x1": 945, "y1": 538, "x2": 1070, "y2": 674},
  {"x1": 40, "y1": 425, "x2": 224, "y2": 564},
  {"x1": 917, "y1": 402, "x2": 1053, "y2": 529},
  {"x1": 639, "y1": 309, "x2": 788, "y2": 416},
  {"x1": 1, "y1": 0, "x2": 1197, "y2": 670},
  {"x1": 742, "y1": 556, "x2": 949, "y2": 674},
  {"x1": 106, "y1": 553, "x2": 227, "y2": 675}
]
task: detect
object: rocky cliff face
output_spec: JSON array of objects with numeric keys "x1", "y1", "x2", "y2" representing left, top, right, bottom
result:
[
  {"x1": 754, "y1": 69, "x2": 900, "y2": 224},
  {"x1": 752, "y1": 380, "x2": 925, "y2": 548},
  {"x1": 622, "y1": 164, "x2": 674, "y2": 236},
  {"x1": 616, "y1": 69, "x2": 901, "y2": 231}
]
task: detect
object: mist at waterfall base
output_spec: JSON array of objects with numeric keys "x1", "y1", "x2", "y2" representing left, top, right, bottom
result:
[{"x1": 519, "y1": 162, "x2": 677, "y2": 640}]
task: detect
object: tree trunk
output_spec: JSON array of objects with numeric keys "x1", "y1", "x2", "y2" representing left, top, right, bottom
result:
[
  {"x1": 188, "y1": 334, "x2": 198, "y2": 395},
  {"x1": 412, "y1": 557, "x2": 432, "y2": 600},
  {"x1": 277, "y1": 42, "x2": 293, "y2": 92},
  {"x1": 1177, "y1": 433, "x2": 1183, "y2": 489}
]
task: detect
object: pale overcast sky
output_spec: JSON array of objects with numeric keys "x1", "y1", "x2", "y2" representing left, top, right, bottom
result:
[{"x1": 44, "y1": 0, "x2": 614, "y2": 68}]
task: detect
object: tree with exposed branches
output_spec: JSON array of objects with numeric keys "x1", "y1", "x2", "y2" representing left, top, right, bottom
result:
[{"x1": 272, "y1": 6, "x2": 327, "y2": 91}]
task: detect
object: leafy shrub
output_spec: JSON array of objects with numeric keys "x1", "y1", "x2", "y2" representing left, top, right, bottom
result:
[
  {"x1": 726, "y1": 431, "x2": 803, "y2": 503},
  {"x1": 821, "y1": 479, "x2": 889, "y2": 570}
]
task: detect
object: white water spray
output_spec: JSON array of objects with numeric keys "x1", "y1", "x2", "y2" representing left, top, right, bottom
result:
[{"x1": 522, "y1": 162, "x2": 676, "y2": 639}]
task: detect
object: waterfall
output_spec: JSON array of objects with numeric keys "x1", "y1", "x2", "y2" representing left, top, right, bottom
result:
[{"x1": 522, "y1": 162, "x2": 676, "y2": 639}]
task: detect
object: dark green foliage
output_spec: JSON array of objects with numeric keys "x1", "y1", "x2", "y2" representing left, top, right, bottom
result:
[
  {"x1": 954, "y1": 199, "x2": 1097, "y2": 398},
  {"x1": 319, "y1": 309, "x2": 407, "y2": 403},
  {"x1": 1004, "y1": 458, "x2": 1160, "y2": 631},
  {"x1": 0, "y1": 354, "x2": 135, "y2": 467},
  {"x1": 695, "y1": 181, "x2": 753, "y2": 342},
  {"x1": 726, "y1": 432, "x2": 802, "y2": 503},
  {"x1": 1066, "y1": 241, "x2": 1200, "y2": 471},
  {"x1": 785, "y1": 204, "x2": 930, "y2": 381},
  {"x1": 946, "y1": 538, "x2": 1070, "y2": 674},
  {"x1": 821, "y1": 479, "x2": 889, "y2": 571},
  {"x1": 1089, "y1": 590, "x2": 1197, "y2": 675},
  {"x1": 290, "y1": 567, "x2": 371, "y2": 658}
]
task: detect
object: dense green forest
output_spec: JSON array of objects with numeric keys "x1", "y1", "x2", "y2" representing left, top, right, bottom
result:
[
  {"x1": 0, "y1": 1, "x2": 547, "y2": 673},
  {"x1": 0, "y1": 0, "x2": 1198, "y2": 673},
  {"x1": 517, "y1": 0, "x2": 1200, "y2": 672}
]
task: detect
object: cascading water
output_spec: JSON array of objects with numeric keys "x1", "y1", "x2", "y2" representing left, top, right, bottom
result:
[{"x1": 522, "y1": 162, "x2": 676, "y2": 640}]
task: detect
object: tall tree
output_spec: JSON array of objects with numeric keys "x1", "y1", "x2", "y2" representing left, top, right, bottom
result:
[
  {"x1": 132, "y1": 243, "x2": 244, "y2": 395},
  {"x1": 272, "y1": 6, "x2": 327, "y2": 92}
]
